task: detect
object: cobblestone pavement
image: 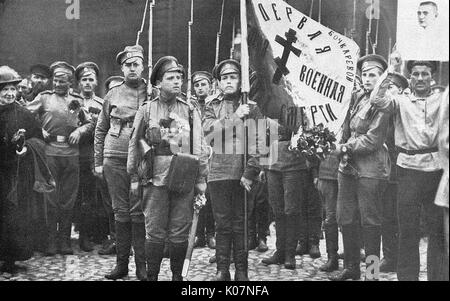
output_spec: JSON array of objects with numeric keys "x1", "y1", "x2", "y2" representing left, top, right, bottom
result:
[{"x1": 0, "y1": 223, "x2": 428, "y2": 281}]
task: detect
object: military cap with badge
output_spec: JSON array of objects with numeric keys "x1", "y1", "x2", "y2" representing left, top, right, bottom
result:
[{"x1": 150, "y1": 56, "x2": 185, "y2": 86}]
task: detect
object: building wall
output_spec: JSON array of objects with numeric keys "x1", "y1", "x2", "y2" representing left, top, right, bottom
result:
[{"x1": 0, "y1": 0, "x2": 446, "y2": 96}]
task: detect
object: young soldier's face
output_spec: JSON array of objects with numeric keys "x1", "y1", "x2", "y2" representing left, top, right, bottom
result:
[
  {"x1": 121, "y1": 58, "x2": 144, "y2": 82},
  {"x1": 219, "y1": 73, "x2": 240, "y2": 95},
  {"x1": 418, "y1": 4, "x2": 438, "y2": 29},
  {"x1": 194, "y1": 79, "x2": 211, "y2": 98},
  {"x1": 361, "y1": 68, "x2": 382, "y2": 92},
  {"x1": 79, "y1": 74, "x2": 98, "y2": 94},
  {"x1": 0, "y1": 84, "x2": 17, "y2": 105},
  {"x1": 159, "y1": 71, "x2": 183, "y2": 96},
  {"x1": 53, "y1": 74, "x2": 71, "y2": 96},
  {"x1": 410, "y1": 65, "x2": 433, "y2": 94}
]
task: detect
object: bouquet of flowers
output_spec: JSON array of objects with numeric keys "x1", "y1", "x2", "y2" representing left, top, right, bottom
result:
[{"x1": 288, "y1": 124, "x2": 337, "y2": 160}]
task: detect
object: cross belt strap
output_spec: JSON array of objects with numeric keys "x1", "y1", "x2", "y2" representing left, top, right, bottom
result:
[{"x1": 396, "y1": 146, "x2": 438, "y2": 156}]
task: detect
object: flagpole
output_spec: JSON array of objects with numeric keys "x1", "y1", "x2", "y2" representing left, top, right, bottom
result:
[{"x1": 240, "y1": 0, "x2": 250, "y2": 254}]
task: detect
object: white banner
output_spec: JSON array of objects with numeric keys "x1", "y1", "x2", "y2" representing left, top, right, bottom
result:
[
  {"x1": 397, "y1": 0, "x2": 449, "y2": 61},
  {"x1": 249, "y1": 0, "x2": 359, "y2": 133}
]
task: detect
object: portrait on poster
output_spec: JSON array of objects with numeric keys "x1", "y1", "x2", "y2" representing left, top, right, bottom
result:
[{"x1": 397, "y1": 0, "x2": 449, "y2": 61}]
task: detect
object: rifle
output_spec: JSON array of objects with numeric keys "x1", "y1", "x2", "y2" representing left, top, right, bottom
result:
[
  {"x1": 182, "y1": 193, "x2": 206, "y2": 278},
  {"x1": 240, "y1": 0, "x2": 250, "y2": 254},
  {"x1": 136, "y1": 0, "x2": 149, "y2": 46},
  {"x1": 148, "y1": 0, "x2": 156, "y2": 96},
  {"x1": 230, "y1": 17, "x2": 236, "y2": 59},
  {"x1": 215, "y1": 0, "x2": 225, "y2": 66},
  {"x1": 186, "y1": 0, "x2": 194, "y2": 101}
]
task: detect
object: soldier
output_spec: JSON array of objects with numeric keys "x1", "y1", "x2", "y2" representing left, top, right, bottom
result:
[
  {"x1": 94, "y1": 45, "x2": 147, "y2": 280},
  {"x1": 128, "y1": 56, "x2": 209, "y2": 281},
  {"x1": 74, "y1": 62, "x2": 105, "y2": 252},
  {"x1": 191, "y1": 71, "x2": 216, "y2": 250},
  {"x1": 371, "y1": 58, "x2": 447, "y2": 281},
  {"x1": 378, "y1": 72, "x2": 409, "y2": 273},
  {"x1": 203, "y1": 59, "x2": 263, "y2": 281},
  {"x1": 329, "y1": 55, "x2": 391, "y2": 281},
  {"x1": 97, "y1": 75, "x2": 125, "y2": 255},
  {"x1": 26, "y1": 64, "x2": 52, "y2": 102},
  {"x1": 27, "y1": 61, "x2": 94, "y2": 256}
]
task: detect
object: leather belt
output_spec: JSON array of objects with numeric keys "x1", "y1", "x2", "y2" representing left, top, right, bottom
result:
[
  {"x1": 396, "y1": 146, "x2": 438, "y2": 156},
  {"x1": 48, "y1": 135, "x2": 68, "y2": 143}
]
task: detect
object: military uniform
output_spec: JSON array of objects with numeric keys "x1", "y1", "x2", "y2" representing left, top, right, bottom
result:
[
  {"x1": 73, "y1": 62, "x2": 108, "y2": 252},
  {"x1": 94, "y1": 45, "x2": 147, "y2": 280},
  {"x1": 27, "y1": 61, "x2": 95, "y2": 256},
  {"x1": 203, "y1": 59, "x2": 263, "y2": 281},
  {"x1": 128, "y1": 56, "x2": 209, "y2": 281},
  {"x1": 191, "y1": 71, "x2": 216, "y2": 249},
  {"x1": 261, "y1": 122, "x2": 317, "y2": 269},
  {"x1": 330, "y1": 55, "x2": 391, "y2": 281}
]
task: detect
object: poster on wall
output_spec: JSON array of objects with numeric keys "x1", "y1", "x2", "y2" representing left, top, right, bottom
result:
[{"x1": 397, "y1": 0, "x2": 449, "y2": 61}]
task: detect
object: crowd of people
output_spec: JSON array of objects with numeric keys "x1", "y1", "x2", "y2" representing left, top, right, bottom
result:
[{"x1": 0, "y1": 41, "x2": 448, "y2": 282}]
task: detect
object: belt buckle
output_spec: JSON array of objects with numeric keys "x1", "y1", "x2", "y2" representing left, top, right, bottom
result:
[{"x1": 56, "y1": 136, "x2": 66, "y2": 143}]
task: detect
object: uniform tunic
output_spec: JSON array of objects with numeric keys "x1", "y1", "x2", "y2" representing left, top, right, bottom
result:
[
  {"x1": 128, "y1": 95, "x2": 209, "y2": 243},
  {"x1": 27, "y1": 90, "x2": 94, "y2": 210},
  {"x1": 95, "y1": 81, "x2": 147, "y2": 223}
]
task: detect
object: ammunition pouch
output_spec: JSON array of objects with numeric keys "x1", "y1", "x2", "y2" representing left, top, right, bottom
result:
[
  {"x1": 109, "y1": 117, "x2": 134, "y2": 138},
  {"x1": 167, "y1": 153, "x2": 199, "y2": 194},
  {"x1": 145, "y1": 126, "x2": 162, "y2": 146}
]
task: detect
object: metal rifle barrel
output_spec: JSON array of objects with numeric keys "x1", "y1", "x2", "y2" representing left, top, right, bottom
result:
[
  {"x1": 148, "y1": 1, "x2": 155, "y2": 96},
  {"x1": 187, "y1": 0, "x2": 194, "y2": 101}
]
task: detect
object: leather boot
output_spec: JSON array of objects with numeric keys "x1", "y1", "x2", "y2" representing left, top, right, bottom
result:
[
  {"x1": 145, "y1": 240, "x2": 164, "y2": 281},
  {"x1": 132, "y1": 222, "x2": 147, "y2": 281},
  {"x1": 105, "y1": 221, "x2": 131, "y2": 280},
  {"x1": 363, "y1": 226, "x2": 381, "y2": 280},
  {"x1": 45, "y1": 208, "x2": 58, "y2": 256},
  {"x1": 285, "y1": 214, "x2": 299, "y2": 270},
  {"x1": 295, "y1": 240, "x2": 308, "y2": 256},
  {"x1": 380, "y1": 224, "x2": 398, "y2": 273},
  {"x1": 207, "y1": 234, "x2": 216, "y2": 249},
  {"x1": 308, "y1": 216, "x2": 323, "y2": 259},
  {"x1": 194, "y1": 235, "x2": 206, "y2": 248},
  {"x1": 262, "y1": 250, "x2": 285, "y2": 265},
  {"x1": 329, "y1": 225, "x2": 361, "y2": 281},
  {"x1": 214, "y1": 233, "x2": 231, "y2": 281},
  {"x1": 78, "y1": 201, "x2": 94, "y2": 252},
  {"x1": 233, "y1": 233, "x2": 249, "y2": 281},
  {"x1": 256, "y1": 238, "x2": 269, "y2": 252},
  {"x1": 319, "y1": 223, "x2": 339, "y2": 272},
  {"x1": 309, "y1": 243, "x2": 321, "y2": 259},
  {"x1": 262, "y1": 214, "x2": 286, "y2": 265},
  {"x1": 169, "y1": 241, "x2": 188, "y2": 281},
  {"x1": 59, "y1": 210, "x2": 74, "y2": 255},
  {"x1": 98, "y1": 240, "x2": 116, "y2": 255}
]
